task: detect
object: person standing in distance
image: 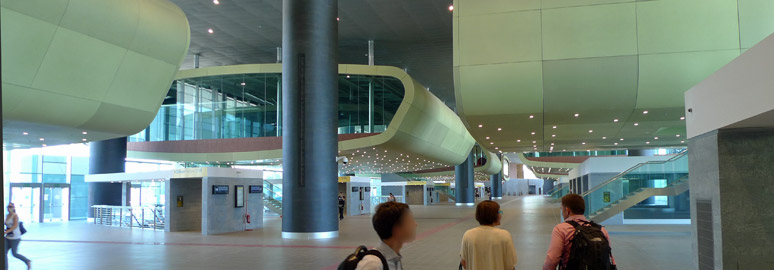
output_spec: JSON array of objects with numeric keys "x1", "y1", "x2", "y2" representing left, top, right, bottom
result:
[
  {"x1": 388, "y1": 193, "x2": 396, "y2": 202},
  {"x1": 338, "y1": 192, "x2": 347, "y2": 220},
  {"x1": 5, "y1": 203, "x2": 31, "y2": 270},
  {"x1": 356, "y1": 202, "x2": 417, "y2": 270}
]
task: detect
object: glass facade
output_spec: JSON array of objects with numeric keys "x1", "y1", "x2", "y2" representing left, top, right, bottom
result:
[
  {"x1": 3, "y1": 145, "x2": 176, "y2": 222},
  {"x1": 129, "y1": 74, "x2": 405, "y2": 142}
]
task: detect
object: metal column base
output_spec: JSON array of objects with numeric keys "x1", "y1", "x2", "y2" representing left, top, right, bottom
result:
[{"x1": 282, "y1": 231, "x2": 339, "y2": 239}]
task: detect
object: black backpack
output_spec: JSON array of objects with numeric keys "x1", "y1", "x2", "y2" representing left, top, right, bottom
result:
[
  {"x1": 338, "y1": 196, "x2": 346, "y2": 207},
  {"x1": 338, "y1": 245, "x2": 389, "y2": 270},
  {"x1": 562, "y1": 220, "x2": 614, "y2": 270}
]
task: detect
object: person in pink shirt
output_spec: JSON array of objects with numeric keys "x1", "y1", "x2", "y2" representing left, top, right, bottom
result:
[{"x1": 543, "y1": 194, "x2": 616, "y2": 270}]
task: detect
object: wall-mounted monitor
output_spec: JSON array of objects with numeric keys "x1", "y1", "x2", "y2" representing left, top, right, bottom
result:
[
  {"x1": 212, "y1": 185, "x2": 229, "y2": 195},
  {"x1": 249, "y1": 185, "x2": 263, "y2": 194}
]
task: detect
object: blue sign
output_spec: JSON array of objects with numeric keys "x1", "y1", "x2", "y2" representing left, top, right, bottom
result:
[{"x1": 212, "y1": 185, "x2": 229, "y2": 194}]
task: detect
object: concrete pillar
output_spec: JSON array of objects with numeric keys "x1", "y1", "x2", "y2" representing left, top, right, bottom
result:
[
  {"x1": 688, "y1": 128, "x2": 774, "y2": 270},
  {"x1": 490, "y1": 172, "x2": 502, "y2": 199},
  {"x1": 281, "y1": 0, "x2": 339, "y2": 239},
  {"x1": 455, "y1": 151, "x2": 475, "y2": 205},
  {"x1": 88, "y1": 137, "x2": 127, "y2": 216}
]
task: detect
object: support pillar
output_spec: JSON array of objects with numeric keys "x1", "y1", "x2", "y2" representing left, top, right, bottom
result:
[
  {"x1": 88, "y1": 137, "x2": 127, "y2": 216},
  {"x1": 490, "y1": 172, "x2": 502, "y2": 199},
  {"x1": 688, "y1": 128, "x2": 774, "y2": 270},
  {"x1": 455, "y1": 151, "x2": 475, "y2": 205},
  {"x1": 281, "y1": 0, "x2": 339, "y2": 239}
]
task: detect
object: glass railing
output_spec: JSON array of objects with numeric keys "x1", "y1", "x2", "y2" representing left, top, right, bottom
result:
[
  {"x1": 549, "y1": 184, "x2": 569, "y2": 199},
  {"x1": 582, "y1": 151, "x2": 689, "y2": 217},
  {"x1": 129, "y1": 73, "x2": 405, "y2": 142},
  {"x1": 91, "y1": 205, "x2": 165, "y2": 230},
  {"x1": 263, "y1": 180, "x2": 282, "y2": 203}
]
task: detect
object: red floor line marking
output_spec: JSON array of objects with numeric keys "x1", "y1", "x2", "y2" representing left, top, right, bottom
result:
[{"x1": 25, "y1": 239, "x2": 359, "y2": 250}]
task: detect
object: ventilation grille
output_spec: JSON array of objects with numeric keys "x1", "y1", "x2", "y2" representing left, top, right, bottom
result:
[{"x1": 696, "y1": 200, "x2": 714, "y2": 270}]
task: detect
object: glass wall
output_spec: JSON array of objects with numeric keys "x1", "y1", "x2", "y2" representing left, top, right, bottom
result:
[
  {"x1": 129, "y1": 74, "x2": 405, "y2": 142},
  {"x1": 3, "y1": 144, "x2": 176, "y2": 221}
]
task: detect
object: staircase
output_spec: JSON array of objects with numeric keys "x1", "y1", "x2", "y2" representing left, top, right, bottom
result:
[
  {"x1": 589, "y1": 176, "x2": 689, "y2": 222},
  {"x1": 263, "y1": 197, "x2": 282, "y2": 215},
  {"x1": 263, "y1": 180, "x2": 283, "y2": 215},
  {"x1": 581, "y1": 151, "x2": 689, "y2": 223}
]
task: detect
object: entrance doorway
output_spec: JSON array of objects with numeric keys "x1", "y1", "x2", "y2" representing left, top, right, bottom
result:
[{"x1": 9, "y1": 183, "x2": 70, "y2": 223}]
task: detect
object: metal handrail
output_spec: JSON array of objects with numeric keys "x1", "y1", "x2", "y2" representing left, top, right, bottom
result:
[{"x1": 580, "y1": 150, "x2": 687, "y2": 197}]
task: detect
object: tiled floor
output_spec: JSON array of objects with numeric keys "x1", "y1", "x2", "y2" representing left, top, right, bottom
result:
[{"x1": 6, "y1": 196, "x2": 693, "y2": 269}]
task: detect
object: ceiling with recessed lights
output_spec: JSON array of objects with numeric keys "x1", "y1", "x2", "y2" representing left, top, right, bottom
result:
[
  {"x1": 453, "y1": 0, "x2": 774, "y2": 153},
  {"x1": 169, "y1": 0, "x2": 457, "y2": 107}
]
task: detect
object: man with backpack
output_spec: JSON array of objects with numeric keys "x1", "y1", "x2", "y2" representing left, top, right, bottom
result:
[
  {"x1": 543, "y1": 194, "x2": 616, "y2": 270},
  {"x1": 338, "y1": 201, "x2": 417, "y2": 270}
]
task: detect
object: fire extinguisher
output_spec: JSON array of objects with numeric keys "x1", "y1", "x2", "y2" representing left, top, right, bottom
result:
[{"x1": 245, "y1": 214, "x2": 251, "y2": 224}]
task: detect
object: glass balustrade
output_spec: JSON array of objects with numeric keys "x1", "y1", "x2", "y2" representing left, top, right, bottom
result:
[
  {"x1": 582, "y1": 151, "x2": 689, "y2": 217},
  {"x1": 130, "y1": 74, "x2": 405, "y2": 142}
]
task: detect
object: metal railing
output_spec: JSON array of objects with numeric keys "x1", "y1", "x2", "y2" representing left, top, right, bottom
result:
[{"x1": 92, "y1": 205, "x2": 165, "y2": 230}]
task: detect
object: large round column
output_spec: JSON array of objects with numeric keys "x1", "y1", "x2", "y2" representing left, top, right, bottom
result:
[
  {"x1": 281, "y1": 0, "x2": 339, "y2": 239},
  {"x1": 455, "y1": 151, "x2": 475, "y2": 205},
  {"x1": 490, "y1": 172, "x2": 503, "y2": 199},
  {"x1": 88, "y1": 137, "x2": 127, "y2": 215}
]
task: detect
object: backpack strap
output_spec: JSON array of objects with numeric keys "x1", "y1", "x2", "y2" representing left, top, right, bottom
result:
[
  {"x1": 364, "y1": 249, "x2": 389, "y2": 270},
  {"x1": 565, "y1": 220, "x2": 581, "y2": 229}
]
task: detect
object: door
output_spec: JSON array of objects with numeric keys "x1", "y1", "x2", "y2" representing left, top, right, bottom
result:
[
  {"x1": 43, "y1": 185, "x2": 70, "y2": 222},
  {"x1": 9, "y1": 186, "x2": 40, "y2": 223}
]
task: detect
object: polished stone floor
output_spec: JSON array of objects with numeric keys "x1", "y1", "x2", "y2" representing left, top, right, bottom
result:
[{"x1": 6, "y1": 196, "x2": 693, "y2": 269}]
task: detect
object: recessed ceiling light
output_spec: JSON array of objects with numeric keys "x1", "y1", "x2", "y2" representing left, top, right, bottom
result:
[
  {"x1": 643, "y1": 110, "x2": 649, "y2": 114},
  {"x1": 490, "y1": 142, "x2": 494, "y2": 145},
  {"x1": 39, "y1": 138, "x2": 44, "y2": 141},
  {"x1": 646, "y1": 141, "x2": 651, "y2": 144},
  {"x1": 582, "y1": 142, "x2": 586, "y2": 145},
  {"x1": 613, "y1": 119, "x2": 619, "y2": 122},
  {"x1": 207, "y1": 28, "x2": 214, "y2": 34},
  {"x1": 654, "y1": 137, "x2": 659, "y2": 140},
  {"x1": 602, "y1": 136, "x2": 607, "y2": 139},
  {"x1": 634, "y1": 123, "x2": 639, "y2": 126},
  {"x1": 42, "y1": 144, "x2": 47, "y2": 147},
  {"x1": 22, "y1": 132, "x2": 28, "y2": 135},
  {"x1": 529, "y1": 115, "x2": 534, "y2": 119},
  {"x1": 213, "y1": 0, "x2": 219, "y2": 4},
  {"x1": 485, "y1": 136, "x2": 490, "y2": 140},
  {"x1": 680, "y1": 116, "x2": 686, "y2": 120},
  {"x1": 531, "y1": 132, "x2": 536, "y2": 135},
  {"x1": 337, "y1": 17, "x2": 340, "y2": 21},
  {"x1": 614, "y1": 142, "x2": 618, "y2": 145},
  {"x1": 681, "y1": 140, "x2": 685, "y2": 143},
  {"x1": 497, "y1": 128, "x2": 502, "y2": 131},
  {"x1": 550, "y1": 143, "x2": 555, "y2": 146},
  {"x1": 240, "y1": 82, "x2": 246, "y2": 86},
  {"x1": 448, "y1": 4, "x2": 454, "y2": 11},
  {"x1": 516, "y1": 139, "x2": 521, "y2": 142},
  {"x1": 478, "y1": 124, "x2": 483, "y2": 128},
  {"x1": 552, "y1": 126, "x2": 557, "y2": 129},
  {"x1": 574, "y1": 113, "x2": 580, "y2": 118},
  {"x1": 552, "y1": 134, "x2": 556, "y2": 137},
  {"x1": 676, "y1": 134, "x2": 681, "y2": 137},
  {"x1": 495, "y1": 147, "x2": 499, "y2": 150},
  {"x1": 82, "y1": 139, "x2": 87, "y2": 142},
  {"x1": 532, "y1": 140, "x2": 537, "y2": 143},
  {"x1": 588, "y1": 130, "x2": 593, "y2": 133}
]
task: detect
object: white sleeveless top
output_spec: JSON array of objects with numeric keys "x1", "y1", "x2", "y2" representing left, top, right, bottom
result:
[{"x1": 5, "y1": 215, "x2": 21, "y2": 240}]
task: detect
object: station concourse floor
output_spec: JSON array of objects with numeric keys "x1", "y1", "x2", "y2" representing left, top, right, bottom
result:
[{"x1": 8, "y1": 196, "x2": 693, "y2": 270}]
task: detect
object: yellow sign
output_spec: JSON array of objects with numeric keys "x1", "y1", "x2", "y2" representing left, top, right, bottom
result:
[
  {"x1": 338, "y1": 176, "x2": 351, "y2": 183},
  {"x1": 173, "y1": 167, "x2": 207, "y2": 178},
  {"x1": 435, "y1": 183, "x2": 450, "y2": 187},
  {"x1": 406, "y1": 181, "x2": 426, "y2": 186}
]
